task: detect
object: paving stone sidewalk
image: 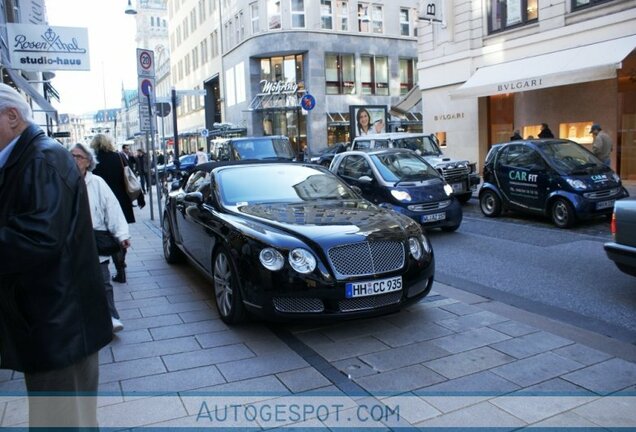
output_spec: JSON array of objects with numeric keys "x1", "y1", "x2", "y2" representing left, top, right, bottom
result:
[{"x1": 1, "y1": 203, "x2": 635, "y2": 429}]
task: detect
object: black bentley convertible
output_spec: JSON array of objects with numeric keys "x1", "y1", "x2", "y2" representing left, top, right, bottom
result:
[{"x1": 162, "y1": 160, "x2": 435, "y2": 323}]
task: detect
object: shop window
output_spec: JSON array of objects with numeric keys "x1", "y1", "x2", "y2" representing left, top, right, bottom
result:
[
  {"x1": 325, "y1": 53, "x2": 355, "y2": 95},
  {"x1": 559, "y1": 122, "x2": 594, "y2": 145},
  {"x1": 522, "y1": 125, "x2": 541, "y2": 139},
  {"x1": 435, "y1": 132, "x2": 447, "y2": 148},
  {"x1": 361, "y1": 55, "x2": 388, "y2": 96},
  {"x1": 488, "y1": 0, "x2": 538, "y2": 34},
  {"x1": 399, "y1": 58, "x2": 416, "y2": 95},
  {"x1": 321, "y1": 0, "x2": 333, "y2": 29}
]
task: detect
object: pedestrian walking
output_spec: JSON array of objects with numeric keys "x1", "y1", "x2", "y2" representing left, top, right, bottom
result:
[
  {"x1": 71, "y1": 143, "x2": 131, "y2": 333},
  {"x1": 590, "y1": 124, "x2": 612, "y2": 166},
  {"x1": 196, "y1": 146, "x2": 209, "y2": 164},
  {"x1": 0, "y1": 83, "x2": 112, "y2": 428},
  {"x1": 538, "y1": 123, "x2": 555, "y2": 139},
  {"x1": 121, "y1": 143, "x2": 136, "y2": 173},
  {"x1": 91, "y1": 133, "x2": 145, "y2": 283},
  {"x1": 136, "y1": 148, "x2": 148, "y2": 194}
]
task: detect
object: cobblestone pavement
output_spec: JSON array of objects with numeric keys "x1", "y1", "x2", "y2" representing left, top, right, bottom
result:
[{"x1": 1, "y1": 192, "x2": 635, "y2": 429}]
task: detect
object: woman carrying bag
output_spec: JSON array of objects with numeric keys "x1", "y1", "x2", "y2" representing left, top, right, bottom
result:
[
  {"x1": 71, "y1": 143, "x2": 130, "y2": 333},
  {"x1": 91, "y1": 134, "x2": 144, "y2": 283}
]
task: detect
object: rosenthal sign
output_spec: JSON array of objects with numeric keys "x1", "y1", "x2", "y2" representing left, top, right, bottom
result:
[{"x1": 7, "y1": 24, "x2": 89, "y2": 71}]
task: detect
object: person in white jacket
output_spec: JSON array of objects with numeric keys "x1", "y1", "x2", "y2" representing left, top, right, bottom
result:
[{"x1": 71, "y1": 143, "x2": 131, "y2": 333}]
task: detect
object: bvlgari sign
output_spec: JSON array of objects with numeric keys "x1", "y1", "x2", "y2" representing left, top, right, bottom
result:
[
  {"x1": 7, "y1": 24, "x2": 90, "y2": 71},
  {"x1": 497, "y1": 78, "x2": 544, "y2": 93}
]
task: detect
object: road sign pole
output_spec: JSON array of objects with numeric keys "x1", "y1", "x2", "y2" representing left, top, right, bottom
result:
[
  {"x1": 172, "y1": 88, "x2": 180, "y2": 169},
  {"x1": 146, "y1": 92, "x2": 162, "y2": 222}
]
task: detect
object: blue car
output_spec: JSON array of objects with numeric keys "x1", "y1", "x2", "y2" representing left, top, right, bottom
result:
[
  {"x1": 154, "y1": 154, "x2": 198, "y2": 179},
  {"x1": 479, "y1": 139, "x2": 629, "y2": 228},
  {"x1": 331, "y1": 148, "x2": 463, "y2": 232}
]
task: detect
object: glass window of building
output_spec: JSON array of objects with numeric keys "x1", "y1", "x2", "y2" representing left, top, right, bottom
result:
[
  {"x1": 337, "y1": 1, "x2": 349, "y2": 30},
  {"x1": 192, "y1": 48, "x2": 199, "y2": 70},
  {"x1": 271, "y1": 57, "x2": 284, "y2": 81},
  {"x1": 209, "y1": 0, "x2": 216, "y2": 15},
  {"x1": 488, "y1": 0, "x2": 538, "y2": 33},
  {"x1": 251, "y1": 2, "x2": 260, "y2": 33},
  {"x1": 358, "y1": 3, "x2": 370, "y2": 32},
  {"x1": 185, "y1": 54, "x2": 191, "y2": 76},
  {"x1": 198, "y1": 0, "x2": 205, "y2": 24},
  {"x1": 321, "y1": 0, "x2": 333, "y2": 29},
  {"x1": 176, "y1": 25, "x2": 182, "y2": 45},
  {"x1": 261, "y1": 59, "x2": 272, "y2": 82},
  {"x1": 211, "y1": 30, "x2": 219, "y2": 57},
  {"x1": 268, "y1": 0, "x2": 281, "y2": 30},
  {"x1": 371, "y1": 5, "x2": 383, "y2": 33},
  {"x1": 400, "y1": 8, "x2": 411, "y2": 36},
  {"x1": 201, "y1": 39, "x2": 208, "y2": 64},
  {"x1": 295, "y1": 54, "x2": 305, "y2": 86},
  {"x1": 361, "y1": 55, "x2": 388, "y2": 95},
  {"x1": 325, "y1": 53, "x2": 355, "y2": 95},
  {"x1": 178, "y1": 59, "x2": 184, "y2": 81},
  {"x1": 291, "y1": 0, "x2": 306, "y2": 28},
  {"x1": 183, "y1": 17, "x2": 189, "y2": 39},
  {"x1": 572, "y1": 0, "x2": 609, "y2": 10},
  {"x1": 235, "y1": 14, "x2": 241, "y2": 43},
  {"x1": 191, "y1": 9, "x2": 197, "y2": 32},
  {"x1": 399, "y1": 58, "x2": 416, "y2": 95}
]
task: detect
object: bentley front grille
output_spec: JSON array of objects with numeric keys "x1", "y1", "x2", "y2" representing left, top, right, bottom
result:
[
  {"x1": 273, "y1": 297, "x2": 324, "y2": 313},
  {"x1": 338, "y1": 291, "x2": 403, "y2": 312},
  {"x1": 327, "y1": 241, "x2": 405, "y2": 278}
]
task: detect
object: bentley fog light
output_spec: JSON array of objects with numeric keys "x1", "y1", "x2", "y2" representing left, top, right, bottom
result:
[
  {"x1": 289, "y1": 248, "x2": 316, "y2": 274},
  {"x1": 408, "y1": 237, "x2": 423, "y2": 260},
  {"x1": 444, "y1": 184, "x2": 453, "y2": 196},
  {"x1": 391, "y1": 190, "x2": 412, "y2": 202},
  {"x1": 259, "y1": 248, "x2": 285, "y2": 271},
  {"x1": 566, "y1": 178, "x2": 587, "y2": 190}
]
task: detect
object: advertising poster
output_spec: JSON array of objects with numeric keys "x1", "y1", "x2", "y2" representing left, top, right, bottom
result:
[{"x1": 349, "y1": 105, "x2": 387, "y2": 139}]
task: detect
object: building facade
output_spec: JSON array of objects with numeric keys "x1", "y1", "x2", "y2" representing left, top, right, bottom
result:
[
  {"x1": 417, "y1": 0, "x2": 636, "y2": 179},
  {"x1": 169, "y1": 0, "x2": 421, "y2": 155}
]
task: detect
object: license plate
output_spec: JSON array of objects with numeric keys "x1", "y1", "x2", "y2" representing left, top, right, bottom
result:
[
  {"x1": 345, "y1": 276, "x2": 402, "y2": 298},
  {"x1": 596, "y1": 200, "x2": 614, "y2": 210},
  {"x1": 451, "y1": 182, "x2": 465, "y2": 193},
  {"x1": 422, "y1": 212, "x2": 446, "y2": 223}
]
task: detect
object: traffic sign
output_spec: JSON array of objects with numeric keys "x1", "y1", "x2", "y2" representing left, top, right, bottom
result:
[
  {"x1": 137, "y1": 48, "x2": 155, "y2": 77},
  {"x1": 140, "y1": 79, "x2": 154, "y2": 97},
  {"x1": 200, "y1": 129, "x2": 209, "y2": 138},
  {"x1": 138, "y1": 76, "x2": 157, "y2": 132},
  {"x1": 300, "y1": 94, "x2": 316, "y2": 111}
]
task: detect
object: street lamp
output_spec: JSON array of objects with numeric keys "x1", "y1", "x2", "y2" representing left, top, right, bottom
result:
[{"x1": 125, "y1": 0, "x2": 137, "y2": 15}]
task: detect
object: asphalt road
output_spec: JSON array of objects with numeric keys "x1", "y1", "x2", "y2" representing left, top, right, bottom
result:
[{"x1": 428, "y1": 199, "x2": 636, "y2": 342}]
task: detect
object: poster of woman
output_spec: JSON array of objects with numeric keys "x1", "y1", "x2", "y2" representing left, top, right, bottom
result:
[{"x1": 350, "y1": 105, "x2": 387, "y2": 138}]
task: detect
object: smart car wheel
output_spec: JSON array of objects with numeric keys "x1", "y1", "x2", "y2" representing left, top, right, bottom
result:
[
  {"x1": 162, "y1": 213, "x2": 184, "y2": 264},
  {"x1": 480, "y1": 190, "x2": 502, "y2": 217},
  {"x1": 213, "y1": 247, "x2": 246, "y2": 324},
  {"x1": 551, "y1": 198, "x2": 576, "y2": 228}
]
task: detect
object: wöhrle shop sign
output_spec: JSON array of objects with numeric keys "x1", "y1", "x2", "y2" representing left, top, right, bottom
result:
[{"x1": 7, "y1": 24, "x2": 89, "y2": 71}]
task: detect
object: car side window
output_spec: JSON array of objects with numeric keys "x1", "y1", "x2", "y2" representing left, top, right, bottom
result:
[
  {"x1": 354, "y1": 140, "x2": 371, "y2": 150},
  {"x1": 340, "y1": 155, "x2": 372, "y2": 179},
  {"x1": 375, "y1": 140, "x2": 389, "y2": 149},
  {"x1": 499, "y1": 145, "x2": 525, "y2": 167},
  {"x1": 184, "y1": 170, "x2": 210, "y2": 193}
]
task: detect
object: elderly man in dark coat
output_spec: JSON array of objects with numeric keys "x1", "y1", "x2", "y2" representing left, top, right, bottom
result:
[{"x1": 0, "y1": 82, "x2": 112, "y2": 428}]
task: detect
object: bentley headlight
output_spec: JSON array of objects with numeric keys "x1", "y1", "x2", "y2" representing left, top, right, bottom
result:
[
  {"x1": 566, "y1": 178, "x2": 587, "y2": 190},
  {"x1": 408, "y1": 237, "x2": 422, "y2": 260},
  {"x1": 259, "y1": 248, "x2": 285, "y2": 271},
  {"x1": 391, "y1": 190, "x2": 412, "y2": 201},
  {"x1": 288, "y1": 248, "x2": 316, "y2": 274},
  {"x1": 612, "y1": 172, "x2": 621, "y2": 183},
  {"x1": 420, "y1": 234, "x2": 432, "y2": 255},
  {"x1": 444, "y1": 184, "x2": 453, "y2": 196}
]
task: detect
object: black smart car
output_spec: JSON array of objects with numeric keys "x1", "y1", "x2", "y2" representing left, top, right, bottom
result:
[
  {"x1": 479, "y1": 139, "x2": 629, "y2": 228},
  {"x1": 162, "y1": 161, "x2": 435, "y2": 323},
  {"x1": 330, "y1": 148, "x2": 462, "y2": 232}
]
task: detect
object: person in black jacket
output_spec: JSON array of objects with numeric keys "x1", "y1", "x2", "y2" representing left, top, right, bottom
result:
[
  {"x1": 538, "y1": 123, "x2": 555, "y2": 139},
  {"x1": 0, "y1": 83, "x2": 112, "y2": 428},
  {"x1": 91, "y1": 134, "x2": 145, "y2": 283},
  {"x1": 510, "y1": 130, "x2": 523, "y2": 141}
]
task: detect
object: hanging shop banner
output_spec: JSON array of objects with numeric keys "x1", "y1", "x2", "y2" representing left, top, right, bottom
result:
[{"x1": 7, "y1": 23, "x2": 90, "y2": 71}]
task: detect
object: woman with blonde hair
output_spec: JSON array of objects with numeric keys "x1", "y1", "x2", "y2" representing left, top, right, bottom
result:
[{"x1": 91, "y1": 134, "x2": 144, "y2": 283}]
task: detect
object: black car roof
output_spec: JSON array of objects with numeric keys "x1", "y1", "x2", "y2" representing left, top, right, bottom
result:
[{"x1": 195, "y1": 158, "x2": 300, "y2": 172}]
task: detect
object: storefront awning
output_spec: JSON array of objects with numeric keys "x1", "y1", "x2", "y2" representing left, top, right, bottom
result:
[
  {"x1": 390, "y1": 84, "x2": 421, "y2": 116},
  {"x1": 452, "y1": 35, "x2": 636, "y2": 99},
  {"x1": 3, "y1": 67, "x2": 58, "y2": 121}
]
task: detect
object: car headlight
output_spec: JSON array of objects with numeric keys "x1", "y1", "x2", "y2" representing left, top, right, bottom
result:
[
  {"x1": 444, "y1": 184, "x2": 453, "y2": 196},
  {"x1": 288, "y1": 248, "x2": 316, "y2": 274},
  {"x1": 259, "y1": 248, "x2": 285, "y2": 271},
  {"x1": 612, "y1": 172, "x2": 621, "y2": 183},
  {"x1": 408, "y1": 237, "x2": 422, "y2": 260},
  {"x1": 391, "y1": 190, "x2": 412, "y2": 201},
  {"x1": 566, "y1": 178, "x2": 587, "y2": 190},
  {"x1": 468, "y1": 163, "x2": 477, "y2": 174},
  {"x1": 420, "y1": 234, "x2": 432, "y2": 255},
  {"x1": 310, "y1": 156, "x2": 320, "y2": 163}
]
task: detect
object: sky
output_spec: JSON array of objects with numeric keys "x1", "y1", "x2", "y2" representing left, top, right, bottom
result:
[{"x1": 46, "y1": 0, "x2": 137, "y2": 114}]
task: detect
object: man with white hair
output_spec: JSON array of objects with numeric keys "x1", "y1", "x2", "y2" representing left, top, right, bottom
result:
[{"x1": 0, "y1": 83, "x2": 112, "y2": 427}]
